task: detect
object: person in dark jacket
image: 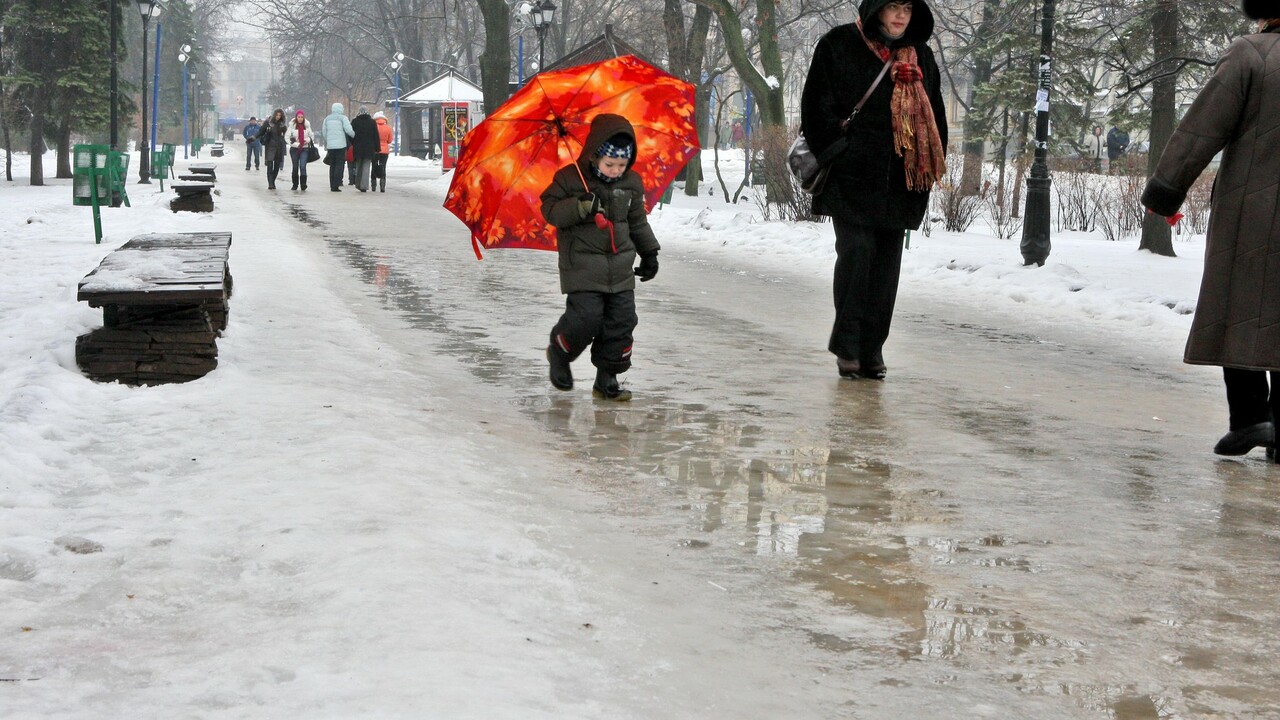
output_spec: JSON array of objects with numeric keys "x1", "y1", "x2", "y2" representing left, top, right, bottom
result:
[
  {"x1": 1142, "y1": 0, "x2": 1280, "y2": 461},
  {"x1": 243, "y1": 117, "x2": 261, "y2": 171},
  {"x1": 350, "y1": 106, "x2": 380, "y2": 192},
  {"x1": 1106, "y1": 126, "x2": 1129, "y2": 163},
  {"x1": 539, "y1": 114, "x2": 661, "y2": 401},
  {"x1": 258, "y1": 108, "x2": 288, "y2": 190},
  {"x1": 800, "y1": 0, "x2": 947, "y2": 380}
]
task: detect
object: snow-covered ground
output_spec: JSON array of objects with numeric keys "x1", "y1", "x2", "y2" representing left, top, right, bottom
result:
[{"x1": 1, "y1": 148, "x2": 1211, "y2": 717}]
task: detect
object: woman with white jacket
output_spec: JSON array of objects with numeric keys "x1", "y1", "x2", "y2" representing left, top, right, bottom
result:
[{"x1": 286, "y1": 110, "x2": 315, "y2": 191}]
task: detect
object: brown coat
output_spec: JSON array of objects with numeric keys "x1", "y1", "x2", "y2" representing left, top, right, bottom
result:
[{"x1": 1142, "y1": 29, "x2": 1280, "y2": 371}]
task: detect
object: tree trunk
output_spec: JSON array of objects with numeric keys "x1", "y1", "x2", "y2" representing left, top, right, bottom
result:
[
  {"x1": 476, "y1": 0, "x2": 512, "y2": 121},
  {"x1": 960, "y1": 0, "x2": 999, "y2": 196},
  {"x1": 1011, "y1": 111, "x2": 1031, "y2": 218},
  {"x1": 691, "y1": 0, "x2": 784, "y2": 126},
  {"x1": 1139, "y1": 0, "x2": 1177, "y2": 257},
  {"x1": 56, "y1": 114, "x2": 72, "y2": 178},
  {"x1": 29, "y1": 104, "x2": 44, "y2": 186},
  {"x1": 664, "y1": 1, "x2": 712, "y2": 197}
]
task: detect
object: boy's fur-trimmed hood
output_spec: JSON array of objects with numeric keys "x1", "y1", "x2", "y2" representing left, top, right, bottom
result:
[{"x1": 577, "y1": 114, "x2": 638, "y2": 174}]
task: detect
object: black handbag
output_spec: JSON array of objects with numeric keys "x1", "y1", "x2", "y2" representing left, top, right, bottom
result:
[
  {"x1": 789, "y1": 58, "x2": 892, "y2": 195},
  {"x1": 306, "y1": 144, "x2": 320, "y2": 163}
]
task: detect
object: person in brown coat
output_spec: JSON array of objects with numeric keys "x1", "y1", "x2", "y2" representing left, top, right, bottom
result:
[{"x1": 1142, "y1": 0, "x2": 1280, "y2": 461}]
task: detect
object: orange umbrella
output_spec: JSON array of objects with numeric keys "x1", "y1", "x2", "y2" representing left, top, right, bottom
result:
[{"x1": 443, "y1": 55, "x2": 699, "y2": 259}]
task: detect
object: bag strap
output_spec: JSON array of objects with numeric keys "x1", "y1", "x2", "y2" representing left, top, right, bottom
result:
[
  {"x1": 814, "y1": 58, "x2": 892, "y2": 166},
  {"x1": 843, "y1": 58, "x2": 893, "y2": 129}
]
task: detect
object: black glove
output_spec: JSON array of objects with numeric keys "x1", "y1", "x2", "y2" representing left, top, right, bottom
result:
[
  {"x1": 577, "y1": 193, "x2": 601, "y2": 220},
  {"x1": 634, "y1": 254, "x2": 659, "y2": 282}
]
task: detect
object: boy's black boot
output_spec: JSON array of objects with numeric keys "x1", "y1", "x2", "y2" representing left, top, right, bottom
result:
[
  {"x1": 592, "y1": 368, "x2": 632, "y2": 402},
  {"x1": 547, "y1": 346, "x2": 573, "y2": 391}
]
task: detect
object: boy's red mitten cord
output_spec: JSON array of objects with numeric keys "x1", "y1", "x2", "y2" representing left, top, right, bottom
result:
[
  {"x1": 594, "y1": 213, "x2": 617, "y2": 253},
  {"x1": 1145, "y1": 207, "x2": 1184, "y2": 227},
  {"x1": 893, "y1": 62, "x2": 923, "y2": 84}
]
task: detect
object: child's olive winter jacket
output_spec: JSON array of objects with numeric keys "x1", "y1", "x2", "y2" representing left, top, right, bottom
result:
[{"x1": 540, "y1": 114, "x2": 660, "y2": 295}]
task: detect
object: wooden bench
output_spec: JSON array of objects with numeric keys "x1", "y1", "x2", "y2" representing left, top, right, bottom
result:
[
  {"x1": 76, "y1": 232, "x2": 233, "y2": 385},
  {"x1": 187, "y1": 163, "x2": 217, "y2": 181},
  {"x1": 169, "y1": 181, "x2": 216, "y2": 212}
]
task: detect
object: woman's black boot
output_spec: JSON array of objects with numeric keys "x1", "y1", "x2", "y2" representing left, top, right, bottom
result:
[{"x1": 1213, "y1": 421, "x2": 1275, "y2": 456}]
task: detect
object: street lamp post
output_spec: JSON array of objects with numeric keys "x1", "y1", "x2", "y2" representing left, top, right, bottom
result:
[
  {"x1": 346, "y1": 81, "x2": 354, "y2": 112},
  {"x1": 136, "y1": 0, "x2": 164, "y2": 184},
  {"x1": 1019, "y1": 0, "x2": 1056, "y2": 267},
  {"x1": 110, "y1": 2, "x2": 119, "y2": 149},
  {"x1": 150, "y1": 19, "x2": 164, "y2": 163},
  {"x1": 194, "y1": 78, "x2": 201, "y2": 148},
  {"x1": 531, "y1": 0, "x2": 556, "y2": 74},
  {"x1": 178, "y1": 44, "x2": 192, "y2": 159},
  {"x1": 390, "y1": 52, "x2": 404, "y2": 154}
]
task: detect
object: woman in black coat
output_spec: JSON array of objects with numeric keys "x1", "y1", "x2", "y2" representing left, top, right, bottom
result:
[
  {"x1": 258, "y1": 108, "x2": 289, "y2": 190},
  {"x1": 800, "y1": 0, "x2": 947, "y2": 379}
]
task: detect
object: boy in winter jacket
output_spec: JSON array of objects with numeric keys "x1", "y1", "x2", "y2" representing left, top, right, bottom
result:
[{"x1": 539, "y1": 113, "x2": 660, "y2": 401}]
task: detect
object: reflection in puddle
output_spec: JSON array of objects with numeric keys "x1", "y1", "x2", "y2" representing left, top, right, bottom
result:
[{"x1": 298, "y1": 218, "x2": 1280, "y2": 718}]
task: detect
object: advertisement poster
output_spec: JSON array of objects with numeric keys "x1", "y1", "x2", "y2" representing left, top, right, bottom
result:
[{"x1": 442, "y1": 102, "x2": 470, "y2": 171}]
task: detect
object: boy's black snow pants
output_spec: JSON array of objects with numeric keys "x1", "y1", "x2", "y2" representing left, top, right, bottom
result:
[{"x1": 550, "y1": 290, "x2": 637, "y2": 375}]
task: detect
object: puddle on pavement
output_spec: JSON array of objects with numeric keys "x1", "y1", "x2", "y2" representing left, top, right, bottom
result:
[{"x1": 289, "y1": 215, "x2": 1280, "y2": 717}]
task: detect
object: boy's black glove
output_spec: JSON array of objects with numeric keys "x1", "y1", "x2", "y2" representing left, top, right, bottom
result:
[
  {"x1": 634, "y1": 253, "x2": 659, "y2": 282},
  {"x1": 577, "y1": 193, "x2": 601, "y2": 220}
]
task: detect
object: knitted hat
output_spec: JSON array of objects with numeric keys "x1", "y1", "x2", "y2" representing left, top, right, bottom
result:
[
  {"x1": 296, "y1": 110, "x2": 305, "y2": 117},
  {"x1": 597, "y1": 135, "x2": 634, "y2": 159},
  {"x1": 374, "y1": 111, "x2": 386, "y2": 119},
  {"x1": 1243, "y1": 0, "x2": 1279, "y2": 19}
]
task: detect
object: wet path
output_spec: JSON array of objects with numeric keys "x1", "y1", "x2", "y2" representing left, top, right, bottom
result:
[{"x1": 261, "y1": 170, "x2": 1279, "y2": 718}]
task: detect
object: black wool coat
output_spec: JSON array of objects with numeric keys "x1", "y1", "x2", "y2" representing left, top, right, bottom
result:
[
  {"x1": 800, "y1": 0, "x2": 947, "y2": 230},
  {"x1": 351, "y1": 114, "x2": 380, "y2": 160}
]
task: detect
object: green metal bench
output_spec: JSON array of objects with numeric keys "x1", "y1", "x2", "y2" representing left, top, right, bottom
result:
[
  {"x1": 73, "y1": 144, "x2": 131, "y2": 244},
  {"x1": 152, "y1": 147, "x2": 174, "y2": 190}
]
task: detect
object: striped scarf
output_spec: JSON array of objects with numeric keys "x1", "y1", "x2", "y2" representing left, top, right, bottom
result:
[{"x1": 857, "y1": 20, "x2": 946, "y2": 192}]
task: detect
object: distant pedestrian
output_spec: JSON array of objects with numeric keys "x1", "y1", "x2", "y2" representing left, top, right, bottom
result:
[
  {"x1": 800, "y1": 0, "x2": 947, "y2": 380},
  {"x1": 243, "y1": 116, "x2": 261, "y2": 171},
  {"x1": 286, "y1": 110, "x2": 314, "y2": 192},
  {"x1": 259, "y1": 108, "x2": 288, "y2": 190},
  {"x1": 539, "y1": 114, "x2": 661, "y2": 402},
  {"x1": 1107, "y1": 125, "x2": 1129, "y2": 167},
  {"x1": 350, "y1": 106, "x2": 379, "y2": 192},
  {"x1": 1141, "y1": 0, "x2": 1280, "y2": 461},
  {"x1": 321, "y1": 102, "x2": 355, "y2": 192},
  {"x1": 373, "y1": 111, "x2": 393, "y2": 193},
  {"x1": 1087, "y1": 125, "x2": 1105, "y2": 173}
]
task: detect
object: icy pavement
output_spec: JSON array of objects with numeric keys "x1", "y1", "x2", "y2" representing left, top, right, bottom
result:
[{"x1": 3, "y1": 147, "x2": 1279, "y2": 719}]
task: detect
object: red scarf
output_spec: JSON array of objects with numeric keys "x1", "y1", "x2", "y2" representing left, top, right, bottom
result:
[
  {"x1": 295, "y1": 119, "x2": 306, "y2": 146},
  {"x1": 857, "y1": 19, "x2": 946, "y2": 192}
]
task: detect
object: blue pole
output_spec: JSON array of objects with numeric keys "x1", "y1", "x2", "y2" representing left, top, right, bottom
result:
[
  {"x1": 181, "y1": 64, "x2": 188, "y2": 159},
  {"x1": 518, "y1": 36, "x2": 524, "y2": 85},
  {"x1": 744, "y1": 87, "x2": 753, "y2": 179},
  {"x1": 151, "y1": 23, "x2": 163, "y2": 160},
  {"x1": 394, "y1": 68, "x2": 400, "y2": 154}
]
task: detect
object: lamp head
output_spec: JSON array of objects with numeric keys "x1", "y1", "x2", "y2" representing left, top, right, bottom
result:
[
  {"x1": 390, "y1": 61, "x2": 400, "y2": 70},
  {"x1": 540, "y1": 0, "x2": 556, "y2": 24},
  {"x1": 395, "y1": 52, "x2": 405, "y2": 62},
  {"x1": 178, "y1": 52, "x2": 188, "y2": 63},
  {"x1": 181, "y1": 43, "x2": 192, "y2": 53},
  {"x1": 530, "y1": 4, "x2": 543, "y2": 25},
  {"x1": 136, "y1": 0, "x2": 163, "y2": 20}
]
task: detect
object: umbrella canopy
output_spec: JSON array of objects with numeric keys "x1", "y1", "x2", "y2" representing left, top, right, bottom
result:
[{"x1": 443, "y1": 55, "x2": 698, "y2": 259}]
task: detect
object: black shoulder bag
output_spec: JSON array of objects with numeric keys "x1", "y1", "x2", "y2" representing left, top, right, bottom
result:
[{"x1": 788, "y1": 58, "x2": 893, "y2": 195}]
